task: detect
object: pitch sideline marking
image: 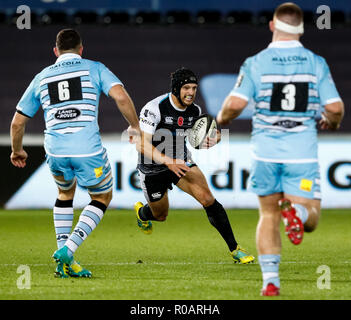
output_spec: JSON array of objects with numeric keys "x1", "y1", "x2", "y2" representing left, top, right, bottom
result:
[{"x1": 1, "y1": 261, "x2": 350, "y2": 267}]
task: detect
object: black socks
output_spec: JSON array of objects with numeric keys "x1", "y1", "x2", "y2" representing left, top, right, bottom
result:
[
  {"x1": 138, "y1": 204, "x2": 157, "y2": 221},
  {"x1": 204, "y1": 199, "x2": 238, "y2": 252}
]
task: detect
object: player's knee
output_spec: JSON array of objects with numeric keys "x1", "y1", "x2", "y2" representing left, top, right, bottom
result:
[
  {"x1": 304, "y1": 216, "x2": 319, "y2": 232},
  {"x1": 304, "y1": 224, "x2": 317, "y2": 232},
  {"x1": 198, "y1": 191, "x2": 215, "y2": 207},
  {"x1": 58, "y1": 186, "x2": 75, "y2": 200},
  {"x1": 91, "y1": 190, "x2": 112, "y2": 207},
  {"x1": 304, "y1": 206, "x2": 320, "y2": 232},
  {"x1": 152, "y1": 209, "x2": 168, "y2": 221},
  {"x1": 260, "y1": 209, "x2": 281, "y2": 225},
  {"x1": 157, "y1": 214, "x2": 168, "y2": 221}
]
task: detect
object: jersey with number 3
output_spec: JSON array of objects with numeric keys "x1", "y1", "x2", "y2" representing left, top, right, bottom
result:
[
  {"x1": 16, "y1": 53, "x2": 122, "y2": 157},
  {"x1": 230, "y1": 40, "x2": 341, "y2": 162}
]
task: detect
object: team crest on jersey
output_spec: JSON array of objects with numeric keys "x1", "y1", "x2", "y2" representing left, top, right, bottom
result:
[
  {"x1": 54, "y1": 108, "x2": 81, "y2": 120},
  {"x1": 177, "y1": 116, "x2": 184, "y2": 126}
]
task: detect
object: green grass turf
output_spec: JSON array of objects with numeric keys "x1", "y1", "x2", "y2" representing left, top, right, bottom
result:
[{"x1": 0, "y1": 208, "x2": 350, "y2": 300}]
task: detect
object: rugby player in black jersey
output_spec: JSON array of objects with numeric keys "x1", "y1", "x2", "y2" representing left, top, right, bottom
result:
[{"x1": 129, "y1": 68, "x2": 254, "y2": 264}]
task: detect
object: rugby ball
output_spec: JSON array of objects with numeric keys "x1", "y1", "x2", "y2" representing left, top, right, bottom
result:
[{"x1": 188, "y1": 114, "x2": 217, "y2": 149}]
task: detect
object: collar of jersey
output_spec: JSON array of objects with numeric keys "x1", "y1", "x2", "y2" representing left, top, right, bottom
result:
[
  {"x1": 55, "y1": 53, "x2": 82, "y2": 63},
  {"x1": 168, "y1": 93, "x2": 188, "y2": 112},
  {"x1": 268, "y1": 40, "x2": 303, "y2": 49}
]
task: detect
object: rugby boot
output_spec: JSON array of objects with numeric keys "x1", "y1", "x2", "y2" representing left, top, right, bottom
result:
[
  {"x1": 279, "y1": 198, "x2": 304, "y2": 245},
  {"x1": 52, "y1": 246, "x2": 73, "y2": 278},
  {"x1": 134, "y1": 202, "x2": 153, "y2": 235},
  {"x1": 54, "y1": 262, "x2": 70, "y2": 279},
  {"x1": 261, "y1": 283, "x2": 280, "y2": 296},
  {"x1": 68, "y1": 261, "x2": 92, "y2": 278},
  {"x1": 231, "y1": 245, "x2": 255, "y2": 264}
]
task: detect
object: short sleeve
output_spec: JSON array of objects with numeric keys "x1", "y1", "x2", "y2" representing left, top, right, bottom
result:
[
  {"x1": 139, "y1": 102, "x2": 161, "y2": 135},
  {"x1": 229, "y1": 58, "x2": 255, "y2": 101},
  {"x1": 317, "y1": 57, "x2": 342, "y2": 106},
  {"x1": 16, "y1": 75, "x2": 41, "y2": 118},
  {"x1": 98, "y1": 63, "x2": 123, "y2": 96}
]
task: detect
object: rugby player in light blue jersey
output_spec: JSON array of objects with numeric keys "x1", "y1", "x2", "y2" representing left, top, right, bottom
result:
[
  {"x1": 10, "y1": 29, "x2": 142, "y2": 278},
  {"x1": 217, "y1": 3, "x2": 344, "y2": 296}
]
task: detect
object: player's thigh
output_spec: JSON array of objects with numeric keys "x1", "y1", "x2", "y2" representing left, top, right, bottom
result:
[
  {"x1": 88, "y1": 174, "x2": 113, "y2": 206},
  {"x1": 248, "y1": 160, "x2": 282, "y2": 197},
  {"x1": 148, "y1": 191, "x2": 170, "y2": 220},
  {"x1": 46, "y1": 155, "x2": 77, "y2": 198},
  {"x1": 138, "y1": 170, "x2": 170, "y2": 216},
  {"x1": 52, "y1": 174, "x2": 77, "y2": 199},
  {"x1": 71, "y1": 148, "x2": 113, "y2": 190},
  {"x1": 258, "y1": 192, "x2": 284, "y2": 219},
  {"x1": 176, "y1": 166, "x2": 215, "y2": 207}
]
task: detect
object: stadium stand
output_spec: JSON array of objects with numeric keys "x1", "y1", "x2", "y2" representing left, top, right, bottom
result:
[{"x1": 0, "y1": 0, "x2": 350, "y2": 134}]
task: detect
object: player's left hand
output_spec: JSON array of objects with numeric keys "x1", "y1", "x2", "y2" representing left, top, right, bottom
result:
[
  {"x1": 201, "y1": 130, "x2": 221, "y2": 149},
  {"x1": 10, "y1": 149, "x2": 28, "y2": 168}
]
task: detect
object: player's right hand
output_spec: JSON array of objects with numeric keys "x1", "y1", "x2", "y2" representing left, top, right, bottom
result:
[
  {"x1": 10, "y1": 149, "x2": 28, "y2": 168},
  {"x1": 319, "y1": 112, "x2": 340, "y2": 130},
  {"x1": 166, "y1": 159, "x2": 190, "y2": 178}
]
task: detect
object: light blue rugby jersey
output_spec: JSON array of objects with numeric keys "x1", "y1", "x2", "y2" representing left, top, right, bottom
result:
[
  {"x1": 16, "y1": 53, "x2": 123, "y2": 157},
  {"x1": 230, "y1": 40, "x2": 341, "y2": 162}
]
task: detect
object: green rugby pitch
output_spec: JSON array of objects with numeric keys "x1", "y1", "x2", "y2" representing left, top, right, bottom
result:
[{"x1": 0, "y1": 208, "x2": 350, "y2": 300}]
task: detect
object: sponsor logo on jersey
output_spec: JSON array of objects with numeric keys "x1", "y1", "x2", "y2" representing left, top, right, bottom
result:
[
  {"x1": 300, "y1": 179, "x2": 313, "y2": 192},
  {"x1": 141, "y1": 118, "x2": 155, "y2": 127},
  {"x1": 151, "y1": 192, "x2": 162, "y2": 199},
  {"x1": 235, "y1": 74, "x2": 244, "y2": 88},
  {"x1": 165, "y1": 116, "x2": 173, "y2": 124},
  {"x1": 94, "y1": 166, "x2": 103, "y2": 178},
  {"x1": 272, "y1": 56, "x2": 308, "y2": 64},
  {"x1": 178, "y1": 116, "x2": 184, "y2": 126},
  {"x1": 49, "y1": 60, "x2": 82, "y2": 69},
  {"x1": 144, "y1": 109, "x2": 157, "y2": 119},
  {"x1": 54, "y1": 108, "x2": 81, "y2": 120}
]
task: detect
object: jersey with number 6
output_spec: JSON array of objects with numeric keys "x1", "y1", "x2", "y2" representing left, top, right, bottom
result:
[
  {"x1": 16, "y1": 53, "x2": 123, "y2": 157},
  {"x1": 230, "y1": 40, "x2": 342, "y2": 162}
]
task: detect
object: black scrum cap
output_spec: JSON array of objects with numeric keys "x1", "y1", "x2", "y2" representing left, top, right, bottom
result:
[{"x1": 170, "y1": 68, "x2": 198, "y2": 103}]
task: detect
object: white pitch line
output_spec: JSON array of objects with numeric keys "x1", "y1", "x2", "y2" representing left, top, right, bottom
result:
[{"x1": 1, "y1": 261, "x2": 350, "y2": 267}]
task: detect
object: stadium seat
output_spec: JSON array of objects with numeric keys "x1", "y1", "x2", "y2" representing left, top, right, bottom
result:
[
  {"x1": 256, "y1": 11, "x2": 273, "y2": 25},
  {"x1": 134, "y1": 11, "x2": 161, "y2": 24},
  {"x1": 165, "y1": 10, "x2": 191, "y2": 24},
  {"x1": 72, "y1": 11, "x2": 98, "y2": 25},
  {"x1": 196, "y1": 10, "x2": 222, "y2": 24},
  {"x1": 102, "y1": 11, "x2": 130, "y2": 25},
  {"x1": 332, "y1": 11, "x2": 346, "y2": 25},
  {"x1": 40, "y1": 11, "x2": 68, "y2": 25},
  {"x1": 226, "y1": 11, "x2": 253, "y2": 24},
  {"x1": 0, "y1": 11, "x2": 6, "y2": 24}
]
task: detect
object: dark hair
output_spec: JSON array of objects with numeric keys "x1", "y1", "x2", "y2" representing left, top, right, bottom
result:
[
  {"x1": 56, "y1": 29, "x2": 82, "y2": 51},
  {"x1": 170, "y1": 68, "x2": 198, "y2": 101},
  {"x1": 274, "y1": 2, "x2": 303, "y2": 26}
]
